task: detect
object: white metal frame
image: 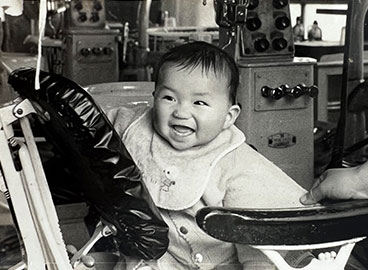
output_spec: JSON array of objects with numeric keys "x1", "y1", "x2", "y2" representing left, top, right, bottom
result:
[
  {"x1": 253, "y1": 237, "x2": 365, "y2": 270},
  {"x1": 0, "y1": 98, "x2": 72, "y2": 270}
]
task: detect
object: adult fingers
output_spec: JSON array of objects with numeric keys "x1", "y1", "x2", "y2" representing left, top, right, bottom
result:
[
  {"x1": 300, "y1": 185, "x2": 324, "y2": 205},
  {"x1": 300, "y1": 176, "x2": 325, "y2": 205}
]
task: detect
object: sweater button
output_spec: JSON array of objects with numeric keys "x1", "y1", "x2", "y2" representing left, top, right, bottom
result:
[
  {"x1": 179, "y1": 226, "x2": 188, "y2": 234},
  {"x1": 193, "y1": 253, "x2": 203, "y2": 263}
]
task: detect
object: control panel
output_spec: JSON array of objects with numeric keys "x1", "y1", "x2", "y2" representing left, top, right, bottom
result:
[
  {"x1": 236, "y1": 58, "x2": 317, "y2": 189},
  {"x1": 76, "y1": 38, "x2": 115, "y2": 64},
  {"x1": 65, "y1": 0, "x2": 106, "y2": 29},
  {"x1": 63, "y1": 29, "x2": 119, "y2": 86},
  {"x1": 216, "y1": 0, "x2": 294, "y2": 61},
  {"x1": 261, "y1": 84, "x2": 318, "y2": 100}
]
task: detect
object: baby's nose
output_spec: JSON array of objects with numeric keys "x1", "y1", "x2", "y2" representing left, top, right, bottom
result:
[{"x1": 173, "y1": 104, "x2": 191, "y2": 119}]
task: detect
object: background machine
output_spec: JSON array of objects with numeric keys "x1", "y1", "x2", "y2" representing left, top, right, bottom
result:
[
  {"x1": 62, "y1": 0, "x2": 119, "y2": 85},
  {"x1": 213, "y1": 0, "x2": 318, "y2": 189}
]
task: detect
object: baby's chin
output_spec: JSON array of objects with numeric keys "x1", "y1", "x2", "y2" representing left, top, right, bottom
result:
[
  {"x1": 168, "y1": 138, "x2": 211, "y2": 152},
  {"x1": 169, "y1": 142, "x2": 194, "y2": 151},
  {"x1": 161, "y1": 134, "x2": 197, "y2": 151}
]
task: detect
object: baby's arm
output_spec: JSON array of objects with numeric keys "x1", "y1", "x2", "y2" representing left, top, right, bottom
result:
[
  {"x1": 223, "y1": 144, "x2": 305, "y2": 208},
  {"x1": 107, "y1": 105, "x2": 149, "y2": 139},
  {"x1": 222, "y1": 144, "x2": 313, "y2": 269}
]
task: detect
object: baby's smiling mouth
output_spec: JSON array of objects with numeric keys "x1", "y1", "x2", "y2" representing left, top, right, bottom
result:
[{"x1": 172, "y1": 125, "x2": 195, "y2": 136}]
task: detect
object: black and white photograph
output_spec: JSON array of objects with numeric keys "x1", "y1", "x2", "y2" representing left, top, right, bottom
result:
[{"x1": 0, "y1": 0, "x2": 368, "y2": 269}]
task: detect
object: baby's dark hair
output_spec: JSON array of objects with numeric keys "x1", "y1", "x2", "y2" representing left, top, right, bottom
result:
[{"x1": 155, "y1": 41, "x2": 239, "y2": 105}]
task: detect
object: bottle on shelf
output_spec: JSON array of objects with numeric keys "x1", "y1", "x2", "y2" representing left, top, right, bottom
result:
[
  {"x1": 163, "y1": 10, "x2": 176, "y2": 28},
  {"x1": 307, "y1": 20, "x2": 322, "y2": 41},
  {"x1": 293, "y1": 16, "x2": 304, "y2": 42}
]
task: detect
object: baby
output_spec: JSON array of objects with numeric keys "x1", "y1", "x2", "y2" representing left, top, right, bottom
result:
[{"x1": 108, "y1": 41, "x2": 307, "y2": 270}]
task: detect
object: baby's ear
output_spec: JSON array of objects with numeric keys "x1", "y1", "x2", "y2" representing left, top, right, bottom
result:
[{"x1": 223, "y1": 104, "x2": 241, "y2": 129}]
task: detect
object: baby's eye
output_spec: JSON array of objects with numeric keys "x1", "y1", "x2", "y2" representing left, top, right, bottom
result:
[
  {"x1": 194, "y1": 100, "x2": 209, "y2": 106},
  {"x1": 163, "y1": 95, "x2": 175, "y2": 102}
]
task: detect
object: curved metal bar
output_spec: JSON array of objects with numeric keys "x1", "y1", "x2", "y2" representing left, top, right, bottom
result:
[
  {"x1": 329, "y1": 0, "x2": 368, "y2": 168},
  {"x1": 138, "y1": 0, "x2": 152, "y2": 50}
]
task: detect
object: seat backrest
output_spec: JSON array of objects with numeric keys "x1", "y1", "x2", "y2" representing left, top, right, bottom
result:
[{"x1": 87, "y1": 82, "x2": 155, "y2": 111}]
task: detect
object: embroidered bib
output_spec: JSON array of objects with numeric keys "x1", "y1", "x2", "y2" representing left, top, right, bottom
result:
[{"x1": 123, "y1": 108, "x2": 245, "y2": 210}]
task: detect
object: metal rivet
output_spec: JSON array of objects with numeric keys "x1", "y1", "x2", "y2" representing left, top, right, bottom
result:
[{"x1": 179, "y1": 226, "x2": 188, "y2": 234}]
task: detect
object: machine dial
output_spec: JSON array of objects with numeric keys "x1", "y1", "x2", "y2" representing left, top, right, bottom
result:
[
  {"x1": 80, "y1": 48, "x2": 91, "y2": 57},
  {"x1": 279, "y1": 84, "x2": 290, "y2": 92},
  {"x1": 90, "y1": 12, "x2": 100, "y2": 22},
  {"x1": 248, "y1": 0, "x2": 259, "y2": 10},
  {"x1": 92, "y1": 47, "x2": 103, "y2": 55},
  {"x1": 94, "y1": 1, "x2": 103, "y2": 11},
  {"x1": 271, "y1": 87, "x2": 284, "y2": 99},
  {"x1": 272, "y1": 37, "x2": 288, "y2": 51},
  {"x1": 78, "y1": 12, "x2": 87, "y2": 22},
  {"x1": 305, "y1": 85, "x2": 319, "y2": 98},
  {"x1": 74, "y1": 1, "x2": 83, "y2": 11},
  {"x1": 293, "y1": 84, "x2": 319, "y2": 98},
  {"x1": 246, "y1": 17, "x2": 262, "y2": 31},
  {"x1": 261, "y1": 86, "x2": 284, "y2": 100},
  {"x1": 273, "y1": 0, "x2": 288, "y2": 9},
  {"x1": 285, "y1": 85, "x2": 303, "y2": 98},
  {"x1": 254, "y1": 38, "x2": 270, "y2": 52},
  {"x1": 103, "y1": 47, "x2": 113, "y2": 55},
  {"x1": 275, "y1": 16, "x2": 290, "y2": 30}
]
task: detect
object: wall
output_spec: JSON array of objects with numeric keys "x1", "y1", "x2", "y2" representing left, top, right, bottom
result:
[
  {"x1": 290, "y1": 4, "x2": 347, "y2": 42},
  {"x1": 161, "y1": 0, "x2": 217, "y2": 27}
]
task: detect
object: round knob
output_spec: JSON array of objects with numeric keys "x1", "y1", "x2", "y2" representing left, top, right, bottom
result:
[
  {"x1": 248, "y1": 0, "x2": 259, "y2": 10},
  {"x1": 179, "y1": 226, "x2": 188, "y2": 234},
  {"x1": 103, "y1": 47, "x2": 113, "y2": 55},
  {"x1": 272, "y1": 37, "x2": 288, "y2": 51},
  {"x1": 90, "y1": 12, "x2": 100, "y2": 22},
  {"x1": 271, "y1": 87, "x2": 284, "y2": 100},
  {"x1": 306, "y1": 85, "x2": 319, "y2": 98},
  {"x1": 78, "y1": 12, "x2": 87, "y2": 22},
  {"x1": 261, "y1": 86, "x2": 284, "y2": 100},
  {"x1": 287, "y1": 85, "x2": 303, "y2": 98},
  {"x1": 94, "y1": 2, "x2": 103, "y2": 11},
  {"x1": 74, "y1": 1, "x2": 83, "y2": 11},
  {"x1": 261, "y1": 86, "x2": 272, "y2": 98},
  {"x1": 275, "y1": 16, "x2": 290, "y2": 30},
  {"x1": 279, "y1": 84, "x2": 290, "y2": 92},
  {"x1": 80, "y1": 48, "x2": 91, "y2": 57},
  {"x1": 254, "y1": 38, "x2": 269, "y2": 52},
  {"x1": 92, "y1": 47, "x2": 103, "y2": 55},
  {"x1": 246, "y1": 17, "x2": 262, "y2": 31},
  {"x1": 273, "y1": 0, "x2": 288, "y2": 9}
]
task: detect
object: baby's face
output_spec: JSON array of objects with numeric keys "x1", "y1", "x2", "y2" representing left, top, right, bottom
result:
[{"x1": 153, "y1": 64, "x2": 237, "y2": 151}]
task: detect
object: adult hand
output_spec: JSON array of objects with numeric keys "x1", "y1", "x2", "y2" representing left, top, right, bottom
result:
[{"x1": 300, "y1": 164, "x2": 368, "y2": 205}]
